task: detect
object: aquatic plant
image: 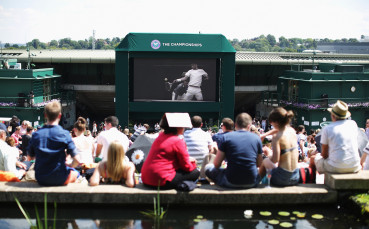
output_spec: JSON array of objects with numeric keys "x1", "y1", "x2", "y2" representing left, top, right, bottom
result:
[
  {"x1": 14, "y1": 193, "x2": 57, "y2": 229},
  {"x1": 140, "y1": 182, "x2": 167, "y2": 221}
]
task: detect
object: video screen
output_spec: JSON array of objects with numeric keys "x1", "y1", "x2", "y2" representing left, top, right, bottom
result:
[{"x1": 132, "y1": 58, "x2": 218, "y2": 102}]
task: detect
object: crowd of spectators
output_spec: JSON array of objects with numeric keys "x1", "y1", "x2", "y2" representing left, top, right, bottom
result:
[{"x1": 0, "y1": 99, "x2": 368, "y2": 191}]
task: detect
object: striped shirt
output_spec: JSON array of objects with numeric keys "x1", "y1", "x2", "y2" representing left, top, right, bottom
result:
[{"x1": 183, "y1": 128, "x2": 213, "y2": 166}]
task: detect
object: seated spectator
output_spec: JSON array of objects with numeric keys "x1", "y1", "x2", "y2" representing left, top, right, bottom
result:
[
  {"x1": 205, "y1": 113, "x2": 263, "y2": 189},
  {"x1": 0, "y1": 129, "x2": 25, "y2": 179},
  {"x1": 296, "y1": 125, "x2": 307, "y2": 161},
  {"x1": 28, "y1": 101, "x2": 81, "y2": 186},
  {"x1": 310, "y1": 100, "x2": 361, "y2": 174},
  {"x1": 361, "y1": 142, "x2": 369, "y2": 170},
  {"x1": 95, "y1": 116, "x2": 129, "y2": 162},
  {"x1": 183, "y1": 116, "x2": 214, "y2": 167},
  {"x1": 141, "y1": 113, "x2": 199, "y2": 190},
  {"x1": 11, "y1": 126, "x2": 22, "y2": 146},
  {"x1": 19, "y1": 121, "x2": 29, "y2": 136},
  {"x1": 131, "y1": 124, "x2": 149, "y2": 142},
  {"x1": 258, "y1": 107, "x2": 300, "y2": 186},
  {"x1": 212, "y1": 118, "x2": 234, "y2": 147},
  {"x1": 21, "y1": 125, "x2": 33, "y2": 161},
  {"x1": 89, "y1": 141, "x2": 135, "y2": 187},
  {"x1": 73, "y1": 117, "x2": 94, "y2": 165}
]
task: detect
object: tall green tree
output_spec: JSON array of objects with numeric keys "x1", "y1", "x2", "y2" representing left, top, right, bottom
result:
[
  {"x1": 266, "y1": 34, "x2": 276, "y2": 46},
  {"x1": 31, "y1": 39, "x2": 41, "y2": 49},
  {"x1": 278, "y1": 36, "x2": 289, "y2": 48},
  {"x1": 49, "y1": 40, "x2": 58, "y2": 47}
]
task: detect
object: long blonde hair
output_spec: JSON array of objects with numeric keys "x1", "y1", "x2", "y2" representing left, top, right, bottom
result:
[{"x1": 107, "y1": 141, "x2": 128, "y2": 182}]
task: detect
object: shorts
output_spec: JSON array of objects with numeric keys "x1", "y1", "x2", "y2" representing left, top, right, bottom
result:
[
  {"x1": 315, "y1": 156, "x2": 361, "y2": 174},
  {"x1": 205, "y1": 164, "x2": 259, "y2": 189},
  {"x1": 270, "y1": 167, "x2": 300, "y2": 187}
]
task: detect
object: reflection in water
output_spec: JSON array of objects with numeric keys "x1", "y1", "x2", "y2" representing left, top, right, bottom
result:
[{"x1": 0, "y1": 204, "x2": 368, "y2": 229}]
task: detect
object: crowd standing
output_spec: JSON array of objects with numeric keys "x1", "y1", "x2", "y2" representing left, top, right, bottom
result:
[{"x1": 0, "y1": 100, "x2": 368, "y2": 191}]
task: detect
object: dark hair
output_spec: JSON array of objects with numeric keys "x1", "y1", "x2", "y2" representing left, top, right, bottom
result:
[
  {"x1": 268, "y1": 107, "x2": 294, "y2": 128},
  {"x1": 159, "y1": 114, "x2": 178, "y2": 135},
  {"x1": 235, "y1": 113, "x2": 252, "y2": 129},
  {"x1": 191, "y1": 116, "x2": 202, "y2": 128},
  {"x1": 221, "y1": 117, "x2": 234, "y2": 131},
  {"x1": 74, "y1": 117, "x2": 86, "y2": 132},
  {"x1": 26, "y1": 126, "x2": 33, "y2": 132},
  {"x1": 104, "y1": 116, "x2": 119, "y2": 127},
  {"x1": 297, "y1": 125, "x2": 305, "y2": 132}
]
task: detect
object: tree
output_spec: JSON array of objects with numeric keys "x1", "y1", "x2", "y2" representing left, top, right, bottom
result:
[
  {"x1": 59, "y1": 38, "x2": 72, "y2": 48},
  {"x1": 78, "y1": 40, "x2": 89, "y2": 49},
  {"x1": 348, "y1": 38, "x2": 358, "y2": 43},
  {"x1": 4, "y1": 43, "x2": 10, "y2": 48},
  {"x1": 31, "y1": 39, "x2": 41, "y2": 49},
  {"x1": 304, "y1": 38, "x2": 315, "y2": 49},
  {"x1": 95, "y1": 39, "x2": 105, "y2": 49},
  {"x1": 50, "y1": 40, "x2": 58, "y2": 47},
  {"x1": 279, "y1": 36, "x2": 289, "y2": 48},
  {"x1": 12, "y1": 44, "x2": 19, "y2": 48},
  {"x1": 233, "y1": 44, "x2": 243, "y2": 51},
  {"x1": 266, "y1": 34, "x2": 276, "y2": 46}
]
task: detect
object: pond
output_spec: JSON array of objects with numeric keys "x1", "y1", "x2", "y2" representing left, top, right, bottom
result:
[{"x1": 0, "y1": 203, "x2": 368, "y2": 229}]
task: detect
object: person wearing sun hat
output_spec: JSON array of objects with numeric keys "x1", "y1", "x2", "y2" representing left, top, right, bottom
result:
[{"x1": 310, "y1": 100, "x2": 361, "y2": 174}]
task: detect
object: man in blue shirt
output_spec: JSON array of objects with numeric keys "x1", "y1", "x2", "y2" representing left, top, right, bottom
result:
[
  {"x1": 28, "y1": 101, "x2": 80, "y2": 186},
  {"x1": 205, "y1": 113, "x2": 263, "y2": 188}
]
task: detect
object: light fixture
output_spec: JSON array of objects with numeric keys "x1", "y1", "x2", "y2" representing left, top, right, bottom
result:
[{"x1": 350, "y1": 86, "x2": 356, "y2": 92}]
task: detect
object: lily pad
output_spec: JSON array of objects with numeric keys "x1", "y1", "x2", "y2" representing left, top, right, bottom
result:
[
  {"x1": 193, "y1": 219, "x2": 201, "y2": 223},
  {"x1": 280, "y1": 222, "x2": 293, "y2": 228},
  {"x1": 278, "y1": 211, "x2": 290, "y2": 217},
  {"x1": 268, "y1": 219, "x2": 280, "y2": 225},
  {"x1": 259, "y1": 211, "x2": 272, "y2": 216},
  {"x1": 292, "y1": 211, "x2": 300, "y2": 215},
  {"x1": 296, "y1": 212, "x2": 306, "y2": 218},
  {"x1": 312, "y1": 214, "x2": 324, "y2": 219},
  {"x1": 290, "y1": 217, "x2": 296, "y2": 220},
  {"x1": 197, "y1": 215, "x2": 203, "y2": 219}
]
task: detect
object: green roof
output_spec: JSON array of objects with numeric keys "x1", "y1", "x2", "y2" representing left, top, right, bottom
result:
[{"x1": 116, "y1": 33, "x2": 236, "y2": 53}]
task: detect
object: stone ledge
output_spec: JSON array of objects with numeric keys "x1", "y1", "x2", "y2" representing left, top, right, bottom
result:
[
  {"x1": 324, "y1": 170, "x2": 369, "y2": 190},
  {"x1": 0, "y1": 182, "x2": 336, "y2": 206}
]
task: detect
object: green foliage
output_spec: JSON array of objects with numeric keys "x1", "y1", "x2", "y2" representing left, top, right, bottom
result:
[
  {"x1": 140, "y1": 183, "x2": 167, "y2": 221},
  {"x1": 2, "y1": 34, "x2": 360, "y2": 51},
  {"x1": 14, "y1": 193, "x2": 57, "y2": 229},
  {"x1": 350, "y1": 193, "x2": 369, "y2": 215}
]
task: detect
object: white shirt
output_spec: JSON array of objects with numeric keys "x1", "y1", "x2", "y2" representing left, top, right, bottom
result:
[
  {"x1": 0, "y1": 140, "x2": 23, "y2": 179},
  {"x1": 184, "y1": 128, "x2": 213, "y2": 166},
  {"x1": 185, "y1": 69, "x2": 207, "y2": 87},
  {"x1": 320, "y1": 119, "x2": 361, "y2": 169},
  {"x1": 97, "y1": 127, "x2": 129, "y2": 162},
  {"x1": 73, "y1": 135, "x2": 94, "y2": 164}
]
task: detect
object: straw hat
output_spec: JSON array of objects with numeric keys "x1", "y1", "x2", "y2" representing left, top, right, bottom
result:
[{"x1": 327, "y1": 100, "x2": 351, "y2": 119}]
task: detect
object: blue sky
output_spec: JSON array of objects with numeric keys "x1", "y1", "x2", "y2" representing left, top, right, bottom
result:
[{"x1": 0, "y1": 0, "x2": 369, "y2": 43}]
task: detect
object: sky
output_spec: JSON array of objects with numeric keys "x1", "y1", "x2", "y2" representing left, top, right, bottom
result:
[{"x1": 0, "y1": 0, "x2": 369, "y2": 44}]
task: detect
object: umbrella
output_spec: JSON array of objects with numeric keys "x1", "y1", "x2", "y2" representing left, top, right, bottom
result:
[
  {"x1": 314, "y1": 127, "x2": 367, "y2": 157},
  {"x1": 125, "y1": 134, "x2": 156, "y2": 173}
]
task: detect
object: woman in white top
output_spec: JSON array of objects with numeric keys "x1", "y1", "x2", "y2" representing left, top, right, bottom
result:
[{"x1": 73, "y1": 117, "x2": 94, "y2": 164}]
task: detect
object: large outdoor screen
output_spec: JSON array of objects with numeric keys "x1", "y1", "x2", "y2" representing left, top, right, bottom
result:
[{"x1": 132, "y1": 58, "x2": 218, "y2": 102}]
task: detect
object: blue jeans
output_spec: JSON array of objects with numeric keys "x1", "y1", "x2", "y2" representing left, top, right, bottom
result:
[
  {"x1": 271, "y1": 167, "x2": 300, "y2": 187},
  {"x1": 205, "y1": 164, "x2": 259, "y2": 189}
]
